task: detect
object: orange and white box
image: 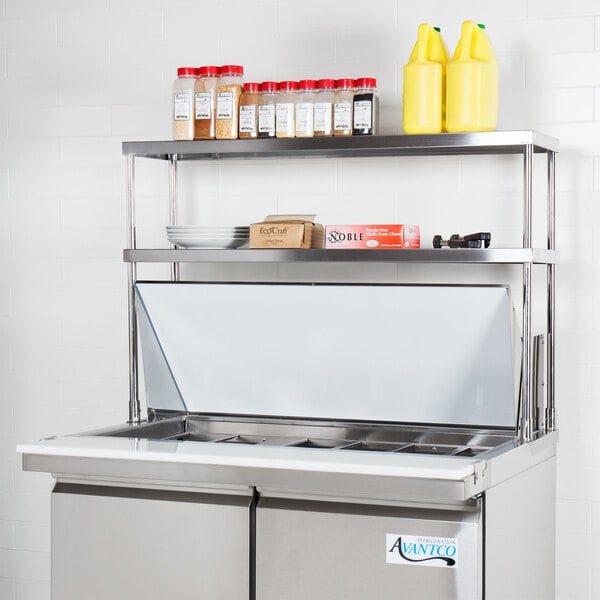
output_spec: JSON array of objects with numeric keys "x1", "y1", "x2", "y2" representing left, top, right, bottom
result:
[{"x1": 325, "y1": 224, "x2": 420, "y2": 249}]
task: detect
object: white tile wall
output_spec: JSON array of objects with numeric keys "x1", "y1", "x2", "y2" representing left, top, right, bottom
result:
[{"x1": 0, "y1": 1, "x2": 598, "y2": 598}]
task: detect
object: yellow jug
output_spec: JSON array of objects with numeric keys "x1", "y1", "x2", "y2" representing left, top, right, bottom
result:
[
  {"x1": 446, "y1": 21, "x2": 498, "y2": 132},
  {"x1": 403, "y1": 23, "x2": 449, "y2": 134}
]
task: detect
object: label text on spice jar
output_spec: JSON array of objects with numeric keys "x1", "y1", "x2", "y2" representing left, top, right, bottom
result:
[
  {"x1": 276, "y1": 103, "x2": 294, "y2": 133},
  {"x1": 217, "y1": 92, "x2": 234, "y2": 120},
  {"x1": 258, "y1": 105, "x2": 276, "y2": 134},
  {"x1": 239, "y1": 105, "x2": 257, "y2": 133},
  {"x1": 174, "y1": 92, "x2": 191, "y2": 121},
  {"x1": 295, "y1": 103, "x2": 314, "y2": 133},
  {"x1": 353, "y1": 100, "x2": 373, "y2": 129},
  {"x1": 195, "y1": 92, "x2": 212, "y2": 120},
  {"x1": 334, "y1": 101, "x2": 352, "y2": 130},
  {"x1": 314, "y1": 103, "x2": 332, "y2": 131}
]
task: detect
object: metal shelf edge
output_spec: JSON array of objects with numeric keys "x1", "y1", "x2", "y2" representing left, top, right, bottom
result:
[
  {"x1": 122, "y1": 131, "x2": 559, "y2": 160},
  {"x1": 122, "y1": 248, "x2": 559, "y2": 265}
]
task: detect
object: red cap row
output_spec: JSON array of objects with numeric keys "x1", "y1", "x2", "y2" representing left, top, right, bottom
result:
[{"x1": 177, "y1": 65, "x2": 244, "y2": 77}]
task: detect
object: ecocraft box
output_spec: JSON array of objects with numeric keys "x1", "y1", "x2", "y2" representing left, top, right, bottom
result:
[
  {"x1": 325, "y1": 224, "x2": 420, "y2": 249},
  {"x1": 250, "y1": 215, "x2": 324, "y2": 249}
]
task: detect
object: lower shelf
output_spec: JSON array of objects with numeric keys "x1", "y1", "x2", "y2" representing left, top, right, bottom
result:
[{"x1": 123, "y1": 248, "x2": 558, "y2": 265}]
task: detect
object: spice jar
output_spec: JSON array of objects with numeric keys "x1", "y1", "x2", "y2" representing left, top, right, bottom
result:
[
  {"x1": 314, "y1": 79, "x2": 335, "y2": 137},
  {"x1": 215, "y1": 65, "x2": 244, "y2": 140},
  {"x1": 173, "y1": 67, "x2": 199, "y2": 141},
  {"x1": 194, "y1": 65, "x2": 219, "y2": 140},
  {"x1": 276, "y1": 81, "x2": 298, "y2": 138},
  {"x1": 333, "y1": 78, "x2": 356, "y2": 136},
  {"x1": 353, "y1": 77, "x2": 379, "y2": 136},
  {"x1": 239, "y1": 82, "x2": 261, "y2": 139},
  {"x1": 295, "y1": 79, "x2": 317, "y2": 138},
  {"x1": 258, "y1": 81, "x2": 279, "y2": 138}
]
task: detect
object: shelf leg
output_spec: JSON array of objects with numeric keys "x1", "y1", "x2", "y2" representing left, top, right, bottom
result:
[
  {"x1": 126, "y1": 153, "x2": 141, "y2": 424},
  {"x1": 169, "y1": 154, "x2": 180, "y2": 281},
  {"x1": 520, "y1": 145, "x2": 534, "y2": 443},
  {"x1": 546, "y1": 151, "x2": 556, "y2": 432}
]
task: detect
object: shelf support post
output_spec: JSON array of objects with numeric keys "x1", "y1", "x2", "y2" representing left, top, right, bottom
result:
[
  {"x1": 126, "y1": 153, "x2": 141, "y2": 424},
  {"x1": 520, "y1": 144, "x2": 534, "y2": 442},
  {"x1": 169, "y1": 154, "x2": 180, "y2": 281},
  {"x1": 546, "y1": 151, "x2": 556, "y2": 432}
]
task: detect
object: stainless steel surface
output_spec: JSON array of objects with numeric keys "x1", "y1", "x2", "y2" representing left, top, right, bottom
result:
[
  {"x1": 101, "y1": 415, "x2": 515, "y2": 459},
  {"x1": 52, "y1": 483, "x2": 251, "y2": 600},
  {"x1": 123, "y1": 247, "x2": 559, "y2": 264},
  {"x1": 135, "y1": 283, "x2": 517, "y2": 428},
  {"x1": 126, "y1": 153, "x2": 140, "y2": 425},
  {"x1": 256, "y1": 497, "x2": 481, "y2": 600},
  {"x1": 547, "y1": 151, "x2": 556, "y2": 432},
  {"x1": 121, "y1": 131, "x2": 559, "y2": 160},
  {"x1": 533, "y1": 335, "x2": 546, "y2": 433},
  {"x1": 168, "y1": 154, "x2": 180, "y2": 281},
  {"x1": 485, "y1": 457, "x2": 556, "y2": 600}
]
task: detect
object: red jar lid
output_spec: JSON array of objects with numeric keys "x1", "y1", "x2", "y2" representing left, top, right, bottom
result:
[
  {"x1": 279, "y1": 81, "x2": 299, "y2": 91},
  {"x1": 299, "y1": 79, "x2": 317, "y2": 90},
  {"x1": 177, "y1": 67, "x2": 199, "y2": 77},
  {"x1": 356, "y1": 77, "x2": 377, "y2": 88},
  {"x1": 220, "y1": 65, "x2": 244, "y2": 76},
  {"x1": 317, "y1": 78, "x2": 336, "y2": 90},
  {"x1": 336, "y1": 78, "x2": 356, "y2": 89},
  {"x1": 261, "y1": 81, "x2": 279, "y2": 92},
  {"x1": 198, "y1": 65, "x2": 219, "y2": 77},
  {"x1": 243, "y1": 82, "x2": 260, "y2": 92}
]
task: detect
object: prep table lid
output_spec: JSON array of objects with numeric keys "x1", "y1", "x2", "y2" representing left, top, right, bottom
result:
[{"x1": 135, "y1": 282, "x2": 517, "y2": 429}]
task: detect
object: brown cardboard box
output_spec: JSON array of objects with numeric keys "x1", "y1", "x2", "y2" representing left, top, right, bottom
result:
[{"x1": 250, "y1": 215, "x2": 324, "y2": 249}]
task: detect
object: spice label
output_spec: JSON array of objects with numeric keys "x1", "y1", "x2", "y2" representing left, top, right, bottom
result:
[
  {"x1": 258, "y1": 105, "x2": 276, "y2": 134},
  {"x1": 276, "y1": 103, "x2": 294, "y2": 133},
  {"x1": 353, "y1": 100, "x2": 372, "y2": 129},
  {"x1": 195, "y1": 92, "x2": 212, "y2": 120},
  {"x1": 173, "y1": 92, "x2": 192, "y2": 121},
  {"x1": 295, "y1": 103, "x2": 314, "y2": 133},
  {"x1": 216, "y1": 92, "x2": 234, "y2": 120},
  {"x1": 386, "y1": 534, "x2": 458, "y2": 568},
  {"x1": 333, "y1": 101, "x2": 352, "y2": 130},
  {"x1": 314, "y1": 102, "x2": 332, "y2": 132},
  {"x1": 239, "y1": 105, "x2": 257, "y2": 133}
]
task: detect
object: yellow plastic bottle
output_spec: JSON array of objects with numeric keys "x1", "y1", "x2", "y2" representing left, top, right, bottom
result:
[
  {"x1": 446, "y1": 21, "x2": 498, "y2": 132},
  {"x1": 403, "y1": 23, "x2": 449, "y2": 134}
]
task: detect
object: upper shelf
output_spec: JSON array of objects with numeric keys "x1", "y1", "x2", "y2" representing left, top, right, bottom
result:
[{"x1": 122, "y1": 131, "x2": 559, "y2": 161}]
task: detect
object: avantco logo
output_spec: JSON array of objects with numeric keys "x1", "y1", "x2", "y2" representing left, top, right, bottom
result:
[{"x1": 386, "y1": 534, "x2": 457, "y2": 568}]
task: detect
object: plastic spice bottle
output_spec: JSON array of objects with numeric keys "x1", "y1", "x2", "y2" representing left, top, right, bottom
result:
[
  {"x1": 333, "y1": 78, "x2": 355, "y2": 136},
  {"x1": 276, "y1": 81, "x2": 298, "y2": 138},
  {"x1": 314, "y1": 79, "x2": 335, "y2": 137},
  {"x1": 239, "y1": 82, "x2": 261, "y2": 139},
  {"x1": 258, "y1": 81, "x2": 279, "y2": 138},
  {"x1": 353, "y1": 77, "x2": 379, "y2": 135},
  {"x1": 215, "y1": 65, "x2": 244, "y2": 140},
  {"x1": 295, "y1": 79, "x2": 317, "y2": 138},
  {"x1": 194, "y1": 65, "x2": 219, "y2": 140},
  {"x1": 173, "y1": 67, "x2": 199, "y2": 141}
]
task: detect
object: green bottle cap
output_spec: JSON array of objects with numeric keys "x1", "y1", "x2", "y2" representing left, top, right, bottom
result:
[
  {"x1": 477, "y1": 23, "x2": 486, "y2": 29},
  {"x1": 433, "y1": 26, "x2": 441, "y2": 32}
]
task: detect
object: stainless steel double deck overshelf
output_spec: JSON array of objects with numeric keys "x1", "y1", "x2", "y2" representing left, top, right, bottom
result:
[{"x1": 18, "y1": 131, "x2": 559, "y2": 600}]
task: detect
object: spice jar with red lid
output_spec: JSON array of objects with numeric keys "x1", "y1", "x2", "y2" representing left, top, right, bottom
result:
[
  {"x1": 239, "y1": 82, "x2": 261, "y2": 139},
  {"x1": 314, "y1": 79, "x2": 336, "y2": 137},
  {"x1": 295, "y1": 79, "x2": 317, "y2": 138},
  {"x1": 216, "y1": 65, "x2": 244, "y2": 140},
  {"x1": 194, "y1": 65, "x2": 219, "y2": 140},
  {"x1": 258, "y1": 81, "x2": 279, "y2": 138},
  {"x1": 333, "y1": 78, "x2": 356, "y2": 136},
  {"x1": 353, "y1": 77, "x2": 379, "y2": 136},
  {"x1": 276, "y1": 81, "x2": 299, "y2": 139},
  {"x1": 173, "y1": 66, "x2": 199, "y2": 140}
]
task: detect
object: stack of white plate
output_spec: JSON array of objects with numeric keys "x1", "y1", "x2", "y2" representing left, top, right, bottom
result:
[{"x1": 165, "y1": 225, "x2": 249, "y2": 249}]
